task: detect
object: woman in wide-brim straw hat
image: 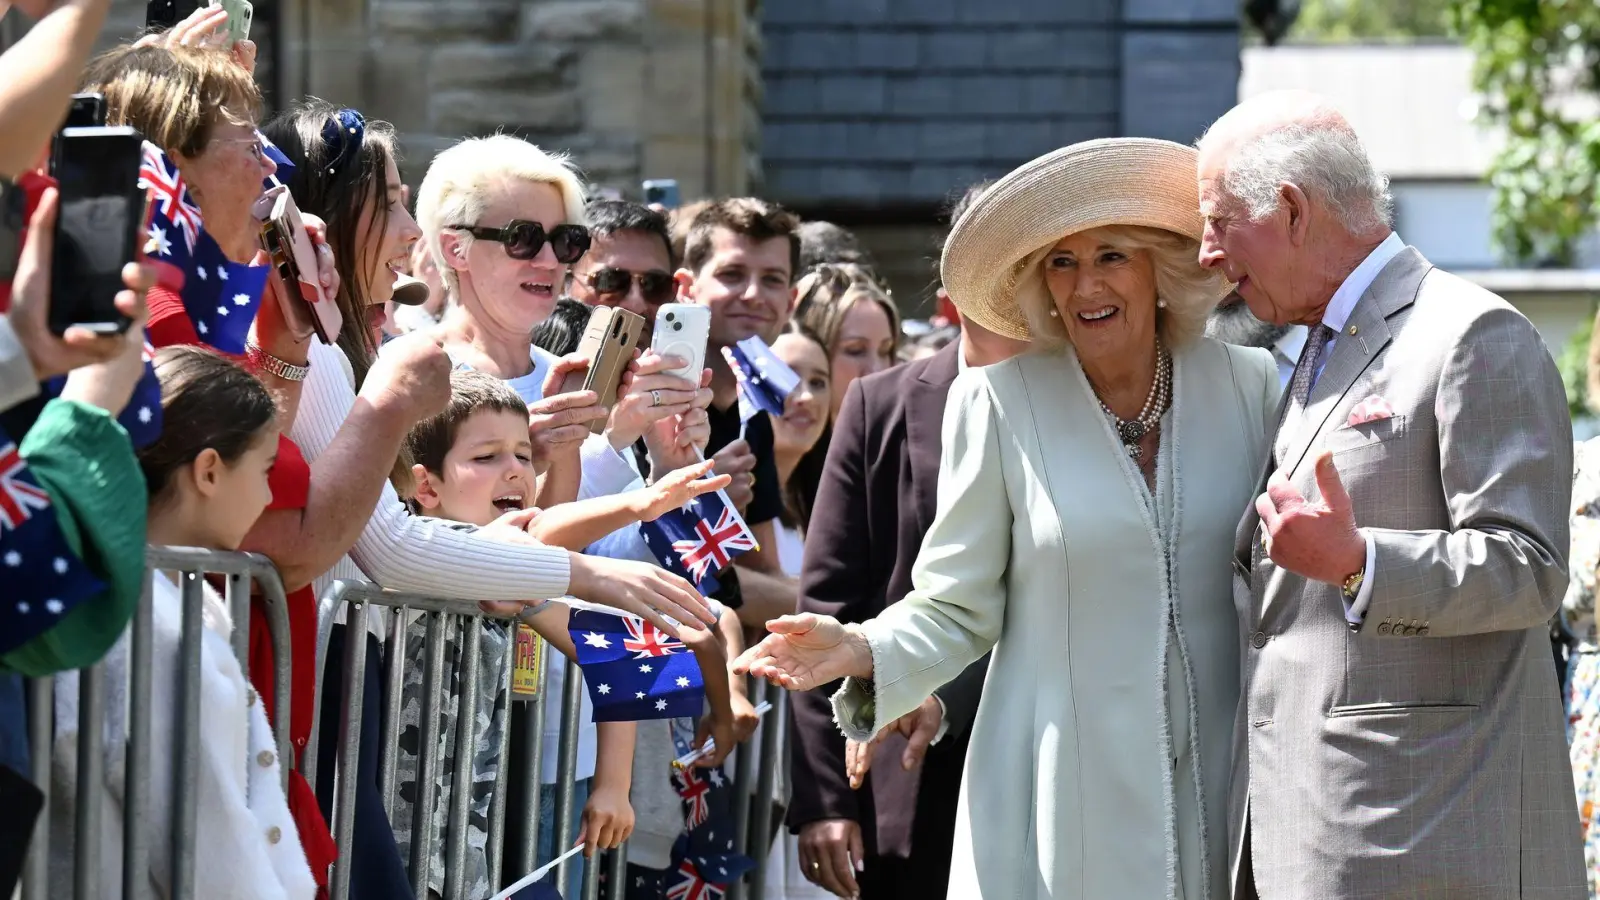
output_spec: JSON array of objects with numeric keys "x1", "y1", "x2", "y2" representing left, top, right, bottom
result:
[{"x1": 735, "y1": 138, "x2": 1282, "y2": 899}]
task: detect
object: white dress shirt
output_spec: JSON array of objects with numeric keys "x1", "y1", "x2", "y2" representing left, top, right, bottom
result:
[
  {"x1": 1306, "y1": 231, "x2": 1407, "y2": 622},
  {"x1": 1272, "y1": 325, "x2": 1307, "y2": 392}
]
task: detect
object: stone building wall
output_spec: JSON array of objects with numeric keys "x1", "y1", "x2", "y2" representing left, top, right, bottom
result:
[{"x1": 54, "y1": 0, "x2": 759, "y2": 199}]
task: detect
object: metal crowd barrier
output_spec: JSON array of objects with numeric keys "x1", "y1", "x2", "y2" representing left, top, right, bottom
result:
[{"x1": 23, "y1": 546, "x2": 294, "y2": 900}]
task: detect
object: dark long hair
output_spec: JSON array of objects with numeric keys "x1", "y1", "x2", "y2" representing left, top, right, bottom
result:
[
  {"x1": 779, "y1": 326, "x2": 832, "y2": 533},
  {"x1": 139, "y1": 346, "x2": 277, "y2": 499},
  {"x1": 261, "y1": 99, "x2": 399, "y2": 390}
]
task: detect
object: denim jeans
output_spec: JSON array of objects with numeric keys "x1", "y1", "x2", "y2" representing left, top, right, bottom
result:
[{"x1": 535, "y1": 776, "x2": 591, "y2": 898}]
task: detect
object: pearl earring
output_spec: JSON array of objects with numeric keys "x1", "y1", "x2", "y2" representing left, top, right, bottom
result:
[
  {"x1": 1157, "y1": 299, "x2": 1168, "y2": 309},
  {"x1": 1049, "y1": 308, "x2": 1060, "y2": 318}
]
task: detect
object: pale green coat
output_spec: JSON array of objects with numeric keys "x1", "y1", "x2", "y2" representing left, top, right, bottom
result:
[{"x1": 835, "y1": 338, "x2": 1278, "y2": 899}]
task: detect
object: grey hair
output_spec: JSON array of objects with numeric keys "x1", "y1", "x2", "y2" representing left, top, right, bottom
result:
[
  {"x1": 1014, "y1": 224, "x2": 1227, "y2": 352},
  {"x1": 1221, "y1": 124, "x2": 1392, "y2": 234}
]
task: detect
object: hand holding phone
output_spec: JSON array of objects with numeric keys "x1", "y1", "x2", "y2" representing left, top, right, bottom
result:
[
  {"x1": 650, "y1": 303, "x2": 710, "y2": 382},
  {"x1": 260, "y1": 187, "x2": 341, "y2": 344}
]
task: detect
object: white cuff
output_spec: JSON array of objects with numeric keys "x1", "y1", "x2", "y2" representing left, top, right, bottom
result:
[
  {"x1": 578, "y1": 433, "x2": 641, "y2": 501},
  {"x1": 930, "y1": 694, "x2": 950, "y2": 746},
  {"x1": 1345, "y1": 530, "x2": 1378, "y2": 623}
]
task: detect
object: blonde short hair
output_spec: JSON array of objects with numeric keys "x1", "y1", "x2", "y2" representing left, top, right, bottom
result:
[
  {"x1": 83, "y1": 44, "x2": 261, "y2": 158},
  {"x1": 415, "y1": 135, "x2": 588, "y2": 296},
  {"x1": 1014, "y1": 225, "x2": 1224, "y2": 351}
]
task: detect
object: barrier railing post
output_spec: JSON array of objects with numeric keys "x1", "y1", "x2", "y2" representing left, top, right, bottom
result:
[
  {"x1": 553, "y1": 656, "x2": 584, "y2": 890},
  {"x1": 225, "y1": 570, "x2": 252, "y2": 678},
  {"x1": 604, "y1": 842, "x2": 628, "y2": 900},
  {"x1": 171, "y1": 571, "x2": 206, "y2": 900},
  {"x1": 444, "y1": 619, "x2": 482, "y2": 900},
  {"x1": 747, "y1": 683, "x2": 786, "y2": 900},
  {"x1": 728, "y1": 676, "x2": 755, "y2": 900},
  {"x1": 581, "y1": 846, "x2": 602, "y2": 900},
  {"x1": 329, "y1": 601, "x2": 370, "y2": 900},
  {"x1": 378, "y1": 605, "x2": 408, "y2": 819},
  {"x1": 515, "y1": 642, "x2": 549, "y2": 877},
  {"x1": 123, "y1": 565, "x2": 155, "y2": 899},
  {"x1": 23, "y1": 677, "x2": 52, "y2": 900},
  {"x1": 486, "y1": 631, "x2": 517, "y2": 890},
  {"x1": 409, "y1": 610, "x2": 447, "y2": 896},
  {"x1": 72, "y1": 663, "x2": 105, "y2": 900}
]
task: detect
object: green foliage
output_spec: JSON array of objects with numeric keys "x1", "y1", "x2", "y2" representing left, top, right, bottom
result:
[
  {"x1": 1288, "y1": 0, "x2": 1455, "y2": 41},
  {"x1": 1451, "y1": 0, "x2": 1600, "y2": 265},
  {"x1": 1558, "y1": 303, "x2": 1594, "y2": 418}
]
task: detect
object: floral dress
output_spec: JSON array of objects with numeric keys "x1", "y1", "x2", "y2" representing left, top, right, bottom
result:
[{"x1": 1563, "y1": 437, "x2": 1600, "y2": 895}]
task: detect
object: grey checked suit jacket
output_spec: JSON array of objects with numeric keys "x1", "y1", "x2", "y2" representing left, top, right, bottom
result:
[{"x1": 1230, "y1": 247, "x2": 1585, "y2": 898}]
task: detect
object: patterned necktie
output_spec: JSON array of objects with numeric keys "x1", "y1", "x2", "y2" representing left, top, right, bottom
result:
[{"x1": 1289, "y1": 323, "x2": 1335, "y2": 408}]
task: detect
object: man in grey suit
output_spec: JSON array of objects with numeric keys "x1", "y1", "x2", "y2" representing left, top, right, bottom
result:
[{"x1": 1198, "y1": 90, "x2": 1584, "y2": 897}]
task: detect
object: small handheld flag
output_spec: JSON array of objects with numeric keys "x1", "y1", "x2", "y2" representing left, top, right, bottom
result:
[
  {"x1": 720, "y1": 336, "x2": 800, "y2": 424},
  {"x1": 639, "y1": 490, "x2": 758, "y2": 596},
  {"x1": 0, "y1": 429, "x2": 106, "y2": 656},
  {"x1": 568, "y1": 608, "x2": 705, "y2": 722}
]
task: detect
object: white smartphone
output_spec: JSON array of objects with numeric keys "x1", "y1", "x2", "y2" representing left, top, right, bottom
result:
[
  {"x1": 651, "y1": 303, "x2": 710, "y2": 383},
  {"x1": 211, "y1": 0, "x2": 252, "y2": 42}
]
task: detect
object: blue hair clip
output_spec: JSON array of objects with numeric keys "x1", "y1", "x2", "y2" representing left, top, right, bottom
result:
[{"x1": 320, "y1": 108, "x2": 366, "y2": 177}]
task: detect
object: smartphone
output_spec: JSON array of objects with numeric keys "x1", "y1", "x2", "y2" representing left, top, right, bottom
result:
[
  {"x1": 559, "y1": 306, "x2": 646, "y2": 433},
  {"x1": 64, "y1": 94, "x2": 106, "y2": 130},
  {"x1": 211, "y1": 0, "x2": 252, "y2": 42},
  {"x1": 650, "y1": 303, "x2": 710, "y2": 383},
  {"x1": 259, "y1": 187, "x2": 341, "y2": 344},
  {"x1": 50, "y1": 127, "x2": 147, "y2": 336},
  {"x1": 145, "y1": 0, "x2": 203, "y2": 29},
  {"x1": 642, "y1": 179, "x2": 680, "y2": 210}
]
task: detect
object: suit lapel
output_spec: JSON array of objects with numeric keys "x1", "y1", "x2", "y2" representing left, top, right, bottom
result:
[
  {"x1": 1275, "y1": 248, "x2": 1430, "y2": 479},
  {"x1": 905, "y1": 344, "x2": 959, "y2": 536}
]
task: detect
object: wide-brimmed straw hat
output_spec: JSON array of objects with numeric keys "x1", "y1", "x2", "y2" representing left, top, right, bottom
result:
[{"x1": 941, "y1": 137, "x2": 1213, "y2": 342}]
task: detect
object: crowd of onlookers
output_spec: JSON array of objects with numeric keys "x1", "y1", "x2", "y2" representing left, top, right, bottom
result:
[{"x1": 0, "y1": 3, "x2": 979, "y2": 898}]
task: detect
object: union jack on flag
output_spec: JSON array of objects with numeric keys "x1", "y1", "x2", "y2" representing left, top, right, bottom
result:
[
  {"x1": 138, "y1": 141, "x2": 202, "y2": 257},
  {"x1": 0, "y1": 425, "x2": 106, "y2": 659},
  {"x1": 624, "y1": 617, "x2": 686, "y2": 658},
  {"x1": 640, "y1": 489, "x2": 757, "y2": 594},
  {"x1": 672, "y1": 766, "x2": 711, "y2": 829},
  {"x1": 665, "y1": 860, "x2": 722, "y2": 900},
  {"x1": 0, "y1": 442, "x2": 50, "y2": 531}
]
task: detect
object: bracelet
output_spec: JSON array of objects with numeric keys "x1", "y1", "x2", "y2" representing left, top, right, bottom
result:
[{"x1": 246, "y1": 342, "x2": 310, "y2": 383}]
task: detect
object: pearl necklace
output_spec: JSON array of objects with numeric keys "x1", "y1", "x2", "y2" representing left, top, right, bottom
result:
[{"x1": 1097, "y1": 343, "x2": 1172, "y2": 463}]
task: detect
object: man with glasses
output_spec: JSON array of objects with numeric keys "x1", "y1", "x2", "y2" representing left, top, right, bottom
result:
[{"x1": 566, "y1": 199, "x2": 676, "y2": 345}]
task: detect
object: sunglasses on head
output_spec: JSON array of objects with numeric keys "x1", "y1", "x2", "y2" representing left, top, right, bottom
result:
[
  {"x1": 585, "y1": 267, "x2": 675, "y2": 305},
  {"x1": 450, "y1": 220, "x2": 591, "y2": 264}
]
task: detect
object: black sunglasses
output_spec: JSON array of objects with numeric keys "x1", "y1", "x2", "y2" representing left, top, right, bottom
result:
[
  {"x1": 450, "y1": 220, "x2": 591, "y2": 264},
  {"x1": 586, "y1": 267, "x2": 675, "y2": 305}
]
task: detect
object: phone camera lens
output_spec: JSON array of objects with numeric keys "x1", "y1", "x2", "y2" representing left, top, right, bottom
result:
[
  {"x1": 673, "y1": 322, "x2": 682, "y2": 331},
  {"x1": 665, "y1": 312, "x2": 675, "y2": 322}
]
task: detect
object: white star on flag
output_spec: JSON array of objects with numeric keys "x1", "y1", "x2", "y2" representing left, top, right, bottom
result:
[
  {"x1": 217, "y1": 266, "x2": 228, "y2": 281},
  {"x1": 197, "y1": 321, "x2": 209, "y2": 335},
  {"x1": 216, "y1": 305, "x2": 229, "y2": 317},
  {"x1": 52, "y1": 557, "x2": 67, "y2": 575},
  {"x1": 639, "y1": 663, "x2": 652, "y2": 673},
  {"x1": 655, "y1": 699, "x2": 667, "y2": 710},
  {"x1": 635, "y1": 692, "x2": 646, "y2": 699},
  {"x1": 709, "y1": 770, "x2": 724, "y2": 787},
  {"x1": 4, "y1": 551, "x2": 20, "y2": 567},
  {"x1": 17, "y1": 602, "x2": 28, "y2": 614},
  {"x1": 233, "y1": 293, "x2": 250, "y2": 306},
  {"x1": 676, "y1": 676, "x2": 690, "y2": 687},
  {"x1": 44, "y1": 599, "x2": 62, "y2": 614},
  {"x1": 146, "y1": 224, "x2": 172, "y2": 257},
  {"x1": 597, "y1": 684, "x2": 610, "y2": 695},
  {"x1": 196, "y1": 267, "x2": 207, "y2": 281},
  {"x1": 138, "y1": 407, "x2": 153, "y2": 424},
  {"x1": 582, "y1": 632, "x2": 611, "y2": 649}
]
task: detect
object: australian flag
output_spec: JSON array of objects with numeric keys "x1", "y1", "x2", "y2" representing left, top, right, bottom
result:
[
  {"x1": 138, "y1": 142, "x2": 270, "y2": 354},
  {"x1": 720, "y1": 336, "x2": 800, "y2": 424},
  {"x1": 568, "y1": 607, "x2": 705, "y2": 722},
  {"x1": 0, "y1": 428, "x2": 106, "y2": 658},
  {"x1": 257, "y1": 129, "x2": 295, "y2": 190},
  {"x1": 665, "y1": 722, "x2": 754, "y2": 899},
  {"x1": 638, "y1": 490, "x2": 758, "y2": 596}
]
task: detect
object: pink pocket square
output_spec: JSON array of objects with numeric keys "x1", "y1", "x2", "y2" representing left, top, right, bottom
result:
[{"x1": 1347, "y1": 395, "x2": 1395, "y2": 427}]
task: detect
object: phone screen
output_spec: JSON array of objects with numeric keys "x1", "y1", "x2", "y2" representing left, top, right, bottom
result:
[{"x1": 50, "y1": 128, "x2": 145, "y2": 335}]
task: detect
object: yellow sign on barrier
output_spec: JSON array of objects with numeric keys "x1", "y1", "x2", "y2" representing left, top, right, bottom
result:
[{"x1": 512, "y1": 623, "x2": 542, "y2": 697}]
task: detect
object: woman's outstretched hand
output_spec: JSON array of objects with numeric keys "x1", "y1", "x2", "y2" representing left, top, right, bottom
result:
[{"x1": 731, "y1": 613, "x2": 874, "y2": 692}]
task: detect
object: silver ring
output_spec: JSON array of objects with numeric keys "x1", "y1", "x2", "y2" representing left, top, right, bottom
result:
[{"x1": 651, "y1": 389, "x2": 662, "y2": 408}]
